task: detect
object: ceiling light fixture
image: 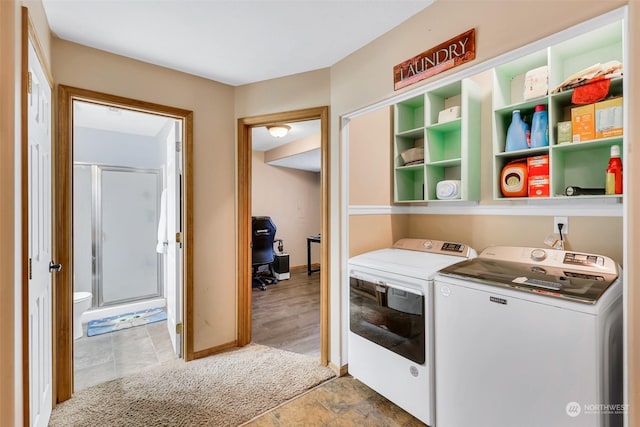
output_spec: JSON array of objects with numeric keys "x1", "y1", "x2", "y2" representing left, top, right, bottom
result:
[{"x1": 267, "y1": 124, "x2": 291, "y2": 138}]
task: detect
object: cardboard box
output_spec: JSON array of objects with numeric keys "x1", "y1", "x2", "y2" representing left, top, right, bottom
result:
[
  {"x1": 557, "y1": 121, "x2": 572, "y2": 144},
  {"x1": 527, "y1": 155, "x2": 549, "y2": 176},
  {"x1": 595, "y1": 97, "x2": 623, "y2": 139},
  {"x1": 528, "y1": 175, "x2": 550, "y2": 197},
  {"x1": 571, "y1": 104, "x2": 595, "y2": 142}
]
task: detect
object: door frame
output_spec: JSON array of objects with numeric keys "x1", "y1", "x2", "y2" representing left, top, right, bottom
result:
[
  {"x1": 55, "y1": 85, "x2": 194, "y2": 402},
  {"x1": 21, "y1": 6, "x2": 55, "y2": 424},
  {"x1": 237, "y1": 106, "x2": 329, "y2": 365}
]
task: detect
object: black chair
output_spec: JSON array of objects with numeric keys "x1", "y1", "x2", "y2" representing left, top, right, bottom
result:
[{"x1": 251, "y1": 216, "x2": 283, "y2": 291}]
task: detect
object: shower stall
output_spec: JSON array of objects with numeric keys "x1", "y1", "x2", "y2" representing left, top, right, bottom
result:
[{"x1": 74, "y1": 163, "x2": 165, "y2": 320}]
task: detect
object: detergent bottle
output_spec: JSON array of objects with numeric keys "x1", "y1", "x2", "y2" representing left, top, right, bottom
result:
[
  {"x1": 530, "y1": 105, "x2": 549, "y2": 148},
  {"x1": 505, "y1": 110, "x2": 529, "y2": 152}
]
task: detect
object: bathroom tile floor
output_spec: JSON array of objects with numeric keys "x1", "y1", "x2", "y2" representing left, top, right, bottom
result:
[{"x1": 74, "y1": 320, "x2": 177, "y2": 391}]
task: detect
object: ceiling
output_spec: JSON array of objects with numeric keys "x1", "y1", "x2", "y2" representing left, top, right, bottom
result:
[
  {"x1": 253, "y1": 120, "x2": 321, "y2": 172},
  {"x1": 41, "y1": 0, "x2": 433, "y2": 86}
]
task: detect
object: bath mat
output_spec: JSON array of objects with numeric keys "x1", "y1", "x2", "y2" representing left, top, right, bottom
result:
[{"x1": 87, "y1": 307, "x2": 167, "y2": 337}]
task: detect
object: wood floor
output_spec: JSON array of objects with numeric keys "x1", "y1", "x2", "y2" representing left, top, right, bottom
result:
[{"x1": 252, "y1": 267, "x2": 321, "y2": 358}]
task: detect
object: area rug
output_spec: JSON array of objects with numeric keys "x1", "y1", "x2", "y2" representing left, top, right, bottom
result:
[
  {"x1": 48, "y1": 344, "x2": 335, "y2": 426},
  {"x1": 87, "y1": 308, "x2": 167, "y2": 337}
]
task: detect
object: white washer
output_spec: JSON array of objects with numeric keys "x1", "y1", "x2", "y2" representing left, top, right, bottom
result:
[
  {"x1": 348, "y1": 238, "x2": 476, "y2": 426},
  {"x1": 434, "y1": 246, "x2": 623, "y2": 427}
]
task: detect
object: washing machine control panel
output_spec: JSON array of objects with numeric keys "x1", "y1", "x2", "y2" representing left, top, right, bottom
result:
[
  {"x1": 563, "y1": 252, "x2": 606, "y2": 267},
  {"x1": 479, "y1": 246, "x2": 618, "y2": 276},
  {"x1": 530, "y1": 249, "x2": 547, "y2": 261}
]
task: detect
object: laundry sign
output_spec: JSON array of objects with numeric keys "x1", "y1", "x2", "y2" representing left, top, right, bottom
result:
[{"x1": 393, "y1": 28, "x2": 476, "y2": 90}]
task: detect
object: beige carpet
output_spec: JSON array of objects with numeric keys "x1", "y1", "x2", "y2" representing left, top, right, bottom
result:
[{"x1": 49, "y1": 344, "x2": 335, "y2": 426}]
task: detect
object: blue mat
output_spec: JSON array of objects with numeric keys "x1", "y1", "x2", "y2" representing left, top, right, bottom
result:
[{"x1": 87, "y1": 307, "x2": 167, "y2": 337}]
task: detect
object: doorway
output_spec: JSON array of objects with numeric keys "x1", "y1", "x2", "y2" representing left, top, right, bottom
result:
[
  {"x1": 250, "y1": 120, "x2": 322, "y2": 357},
  {"x1": 237, "y1": 107, "x2": 329, "y2": 365},
  {"x1": 56, "y1": 86, "x2": 194, "y2": 402}
]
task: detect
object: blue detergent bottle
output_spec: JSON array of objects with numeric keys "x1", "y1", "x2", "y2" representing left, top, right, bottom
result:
[
  {"x1": 531, "y1": 105, "x2": 549, "y2": 148},
  {"x1": 505, "y1": 110, "x2": 529, "y2": 152}
]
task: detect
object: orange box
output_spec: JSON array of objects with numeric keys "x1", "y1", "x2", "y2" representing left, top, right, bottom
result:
[
  {"x1": 528, "y1": 175, "x2": 550, "y2": 197},
  {"x1": 595, "y1": 97, "x2": 623, "y2": 139},
  {"x1": 571, "y1": 104, "x2": 595, "y2": 142},
  {"x1": 527, "y1": 155, "x2": 549, "y2": 176}
]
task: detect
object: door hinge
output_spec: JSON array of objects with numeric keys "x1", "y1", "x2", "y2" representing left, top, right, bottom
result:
[
  {"x1": 27, "y1": 71, "x2": 32, "y2": 94},
  {"x1": 176, "y1": 232, "x2": 182, "y2": 244},
  {"x1": 176, "y1": 323, "x2": 183, "y2": 334},
  {"x1": 28, "y1": 258, "x2": 32, "y2": 280},
  {"x1": 175, "y1": 140, "x2": 182, "y2": 153}
]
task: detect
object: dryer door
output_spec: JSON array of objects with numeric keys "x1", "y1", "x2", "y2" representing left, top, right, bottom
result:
[{"x1": 349, "y1": 272, "x2": 425, "y2": 364}]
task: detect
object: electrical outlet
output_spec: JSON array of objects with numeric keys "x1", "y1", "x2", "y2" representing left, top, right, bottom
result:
[{"x1": 553, "y1": 216, "x2": 568, "y2": 235}]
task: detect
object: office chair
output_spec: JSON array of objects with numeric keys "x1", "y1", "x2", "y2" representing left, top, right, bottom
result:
[{"x1": 251, "y1": 216, "x2": 283, "y2": 291}]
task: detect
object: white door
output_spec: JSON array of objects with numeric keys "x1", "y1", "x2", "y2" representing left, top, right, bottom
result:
[
  {"x1": 165, "y1": 120, "x2": 183, "y2": 356},
  {"x1": 27, "y1": 40, "x2": 53, "y2": 427}
]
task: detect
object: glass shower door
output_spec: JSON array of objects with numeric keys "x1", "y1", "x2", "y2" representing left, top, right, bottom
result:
[{"x1": 98, "y1": 167, "x2": 162, "y2": 306}]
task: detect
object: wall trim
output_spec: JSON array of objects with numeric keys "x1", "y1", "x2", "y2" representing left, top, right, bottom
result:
[
  {"x1": 192, "y1": 340, "x2": 238, "y2": 360},
  {"x1": 348, "y1": 201, "x2": 623, "y2": 217}
]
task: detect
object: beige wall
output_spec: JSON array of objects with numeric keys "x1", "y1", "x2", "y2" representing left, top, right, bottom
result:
[
  {"x1": 252, "y1": 151, "x2": 321, "y2": 267},
  {"x1": 51, "y1": 39, "x2": 237, "y2": 352},
  {"x1": 408, "y1": 215, "x2": 623, "y2": 265},
  {"x1": 348, "y1": 107, "x2": 393, "y2": 206},
  {"x1": 349, "y1": 215, "x2": 410, "y2": 258},
  {"x1": 234, "y1": 69, "x2": 330, "y2": 119}
]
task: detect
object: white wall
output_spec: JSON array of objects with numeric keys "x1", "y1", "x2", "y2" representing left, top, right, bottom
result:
[{"x1": 74, "y1": 127, "x2": 166, "y2": 169}]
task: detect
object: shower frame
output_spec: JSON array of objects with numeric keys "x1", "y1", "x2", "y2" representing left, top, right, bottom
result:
[{"x1": 76, "y1": 162, "x2": 164, "y2": 308}]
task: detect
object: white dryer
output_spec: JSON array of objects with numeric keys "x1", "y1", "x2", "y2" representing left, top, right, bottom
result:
[
  {"x1": 434, "y1": 246, "x2": 623, "y2": 427},
  {"x1": 348, "y1": 238, "x2": 476, "y2": 426}
]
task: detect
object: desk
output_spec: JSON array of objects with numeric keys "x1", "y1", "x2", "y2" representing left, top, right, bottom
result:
[{"x1": 307, "y1": 235, "x2": 321, "y2": 275}]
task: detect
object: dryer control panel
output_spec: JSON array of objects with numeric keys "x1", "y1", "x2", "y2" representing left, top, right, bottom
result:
[{"x1": 393, "y1": 238, "x2": 475, "y2": 258}]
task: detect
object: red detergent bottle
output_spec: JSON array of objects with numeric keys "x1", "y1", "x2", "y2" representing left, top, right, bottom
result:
[{"x1": 605, "y1": 145, "x2": 622, "y2": 195}]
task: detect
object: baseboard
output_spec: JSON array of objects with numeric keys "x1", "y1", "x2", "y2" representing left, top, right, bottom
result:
[
  {"x1": 192, "y1": 340, "x2": 238, "y2": 359},
  {"x1": 290, "y1": 263, "x2": 321, "y2": 272},
  {"x1": 329, "y1": 362, "x2": 349, "y2": 377}
]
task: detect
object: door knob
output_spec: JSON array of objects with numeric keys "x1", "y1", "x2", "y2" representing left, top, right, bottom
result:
[{"x1": 49, "y1": 261, "x2": 62, "y2": 272}]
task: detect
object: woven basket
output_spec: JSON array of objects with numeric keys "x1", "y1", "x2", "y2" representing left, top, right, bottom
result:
[{"x1": 401, "y1": 147, "x2": 424, "y2": 165}]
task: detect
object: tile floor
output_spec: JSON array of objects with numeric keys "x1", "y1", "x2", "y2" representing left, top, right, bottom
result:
[
  {"x1": 244, "y1": 375, "x2": 426, "y2": 426},
  {"x1": 73, "y1": 320, "x2": 177, "y2": 391}
]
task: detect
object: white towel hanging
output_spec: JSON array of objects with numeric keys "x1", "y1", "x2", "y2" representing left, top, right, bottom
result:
[{"x1": 156, "y1": 188, "x2": 168, "y2": 253}]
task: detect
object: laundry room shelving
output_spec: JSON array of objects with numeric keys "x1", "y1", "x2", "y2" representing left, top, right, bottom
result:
[
  {"x1": 492, "y1": 19, "x2": 624, "y2": 200},
  {"x1": 393, "y1": 78, "x2": 481, "y2": 203}
]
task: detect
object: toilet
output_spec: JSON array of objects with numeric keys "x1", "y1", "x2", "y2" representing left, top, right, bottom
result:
[{"x1": 73, "y1": 292, "x2": 92, "y2": 339}]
